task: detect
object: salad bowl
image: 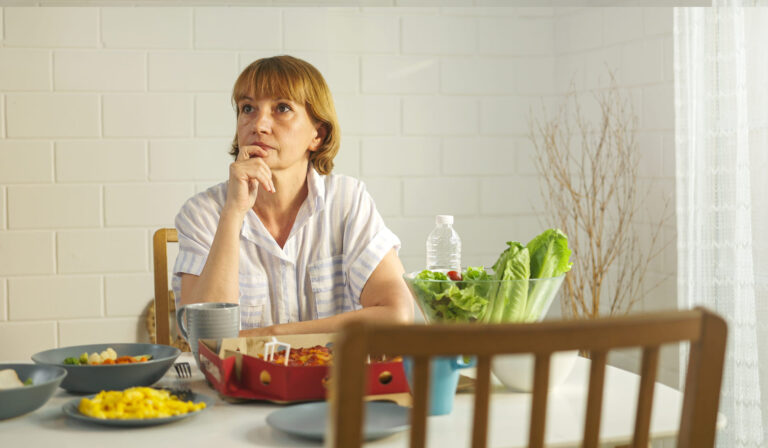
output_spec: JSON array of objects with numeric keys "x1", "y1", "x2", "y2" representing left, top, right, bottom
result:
[
  {"x1": 403, "y1": 228, "x2": 575, "y2": 392},
  {"x1": 404, "y1": 270, "x2": 566, "y2": 324}
]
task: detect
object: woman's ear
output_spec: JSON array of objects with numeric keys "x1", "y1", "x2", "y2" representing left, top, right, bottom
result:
[{"x1": 309, "y1": 123, "x2": 328, "y2": 152}]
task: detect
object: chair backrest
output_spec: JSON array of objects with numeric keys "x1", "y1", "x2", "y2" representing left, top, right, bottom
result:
[
  {"x1": 152, "y1": 228, "x2": 178, "y2": 346},
  {"x1": 328, "y1": 307, "x2": 727, "y2": 448}
]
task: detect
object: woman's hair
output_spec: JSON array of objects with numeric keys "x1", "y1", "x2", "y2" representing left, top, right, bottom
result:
[{"x1": 230, "y1": 55, "x2": 340, "y2": 175}]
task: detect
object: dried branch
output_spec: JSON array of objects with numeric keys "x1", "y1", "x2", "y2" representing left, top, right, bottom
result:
[{"x1": 529, "y1": 73, "x2": 674, "y2": 319}]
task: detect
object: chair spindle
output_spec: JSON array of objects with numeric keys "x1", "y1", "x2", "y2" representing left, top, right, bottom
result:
[
  {"x1": 529, "y1": 353, "x2": 551, "y2": 448},
  {"x1": 632, "y1": 345, "x2": 660, "y2": 448},
  {"x1": 583, "y1": 350, "x2": 607, "y2": 448}
]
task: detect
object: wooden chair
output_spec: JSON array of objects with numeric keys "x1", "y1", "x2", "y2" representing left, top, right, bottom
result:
[
  {"x1": 329, "y1": 307, "x2": 727, "y2": 448},
  {"x1": 152, "y1": 228, "x2": 178, "y2": 347}
]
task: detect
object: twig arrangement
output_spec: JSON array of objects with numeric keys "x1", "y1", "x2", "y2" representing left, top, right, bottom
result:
[{"x1": 529, "y1": 74, "x2": 673, "y2": 319}]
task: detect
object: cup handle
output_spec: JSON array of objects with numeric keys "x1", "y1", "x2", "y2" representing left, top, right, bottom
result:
[
  {"x1": 453, "y1": 355, "x2": 476, "y2": 369},
  {"x1": 176, "y1": 305, "x2": 188, "y2": 340}
]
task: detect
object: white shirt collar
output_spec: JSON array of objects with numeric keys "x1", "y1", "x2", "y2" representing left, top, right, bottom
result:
[{"x1": 240, "y1": 164, "x2": 326, "y2": 262}]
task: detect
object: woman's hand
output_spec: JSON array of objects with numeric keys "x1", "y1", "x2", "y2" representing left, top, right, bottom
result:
[{"x1": 224, "y1": 145, "x2": 276, "y2": 215}]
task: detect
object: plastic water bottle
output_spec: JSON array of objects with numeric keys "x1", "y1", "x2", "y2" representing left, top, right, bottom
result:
[{"x1": 426, "y1": 215, "x2": 461, "y2": 272}]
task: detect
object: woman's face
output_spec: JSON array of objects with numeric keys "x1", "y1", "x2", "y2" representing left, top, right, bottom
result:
[{"x1": 236, "y1": 94, "x2": 323, "y2": 173}]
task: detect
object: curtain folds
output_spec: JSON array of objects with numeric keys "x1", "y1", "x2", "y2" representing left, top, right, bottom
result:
[{"x1": 675, "y1": 7, "x2": 768, "y2": 447}]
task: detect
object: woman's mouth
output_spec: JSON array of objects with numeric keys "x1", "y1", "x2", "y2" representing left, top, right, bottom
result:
[{"x1": 253, "y1": 142, "x2": 275, "y2": 151}]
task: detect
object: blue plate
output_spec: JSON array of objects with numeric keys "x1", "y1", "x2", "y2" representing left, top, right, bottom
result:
[{"x1": 266, "y1": 401, "x2": 410, "y2": 441}]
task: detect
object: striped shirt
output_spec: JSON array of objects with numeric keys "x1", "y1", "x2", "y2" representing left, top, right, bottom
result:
[{"x1": 172, "y1": 167, "x2": 401, "y2": 330}]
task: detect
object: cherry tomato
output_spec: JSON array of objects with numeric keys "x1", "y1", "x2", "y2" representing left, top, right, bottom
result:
[{"x1": 447, "y1": 271, "x2": 462, "y2": 281}]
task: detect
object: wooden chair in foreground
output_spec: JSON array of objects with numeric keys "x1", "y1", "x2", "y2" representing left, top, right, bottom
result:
[
  {"x1": 152, "y1": 228, "x2": 178, "y2": 347},
  {"x1": 329, "y1": 307, "x2": 727, "y2": 448}
]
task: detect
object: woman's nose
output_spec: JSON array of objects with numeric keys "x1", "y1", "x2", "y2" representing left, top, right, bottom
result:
[{"x1": 252, "y1": 109, "x2": 272, "y2": 133}]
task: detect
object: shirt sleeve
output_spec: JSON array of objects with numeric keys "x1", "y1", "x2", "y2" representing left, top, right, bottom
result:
[
  {"x1": 171, "y1": 187, "x2": 223, "y2": 305},
  {"x1": 342, "y1": 180, "x2": 401, "y2": 302}
]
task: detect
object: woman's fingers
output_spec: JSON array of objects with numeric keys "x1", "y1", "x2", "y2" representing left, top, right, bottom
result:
[
  {"x1": 239, "y1": 145, "x2": 270, "y2": 160},
  {"x1": 233, "y1": 157, "x2": 275, "y2": 193},
  {"x1": 235, "y1": 145, "x2": 275, "y2": 192}
]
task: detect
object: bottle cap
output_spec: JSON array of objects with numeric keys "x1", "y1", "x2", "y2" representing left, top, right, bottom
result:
[{"x1": 436, "y1": 215, "x2": 453, "y2": 225}]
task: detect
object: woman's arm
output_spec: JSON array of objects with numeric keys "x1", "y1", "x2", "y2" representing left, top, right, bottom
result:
[
  {"x1": 239, "y1": 248, "x2": 414, "y2": 336},
  {"x1": 179, "y1": 209, "x2": 245, "y2": 306},
  {"x1": 180, "y1": 145, "x2": 273, "y2": 306}
]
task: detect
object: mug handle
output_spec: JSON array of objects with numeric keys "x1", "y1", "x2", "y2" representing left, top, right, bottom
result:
[
  {"x1": 176, "y1": 305, "x2": 189, "y2": 340},
  {"x1": 453, "y1": 355, "x2": 476, "y2": 369}
]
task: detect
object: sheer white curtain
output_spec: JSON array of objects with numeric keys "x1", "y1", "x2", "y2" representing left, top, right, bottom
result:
[{"x1": 675, "y1": 7, "x2": 768, "y2": 446}]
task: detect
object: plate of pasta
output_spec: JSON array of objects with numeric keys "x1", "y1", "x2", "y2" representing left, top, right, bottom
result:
[{"x1": 62, "y1": 387, "x2": 213, "y2": 427}]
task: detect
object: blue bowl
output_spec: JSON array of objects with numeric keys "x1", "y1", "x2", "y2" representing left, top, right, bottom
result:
[
  {"x1": 31, "y1": 343, "x2": 180, "y2": 393},
  {"x1": 0, "y1": 363, "x2": 67, "y2": 420}
]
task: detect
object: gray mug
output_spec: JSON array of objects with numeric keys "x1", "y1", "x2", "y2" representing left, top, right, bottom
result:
[{"x1": 176, "y1": 302, "x2": 240, "y2": 369}]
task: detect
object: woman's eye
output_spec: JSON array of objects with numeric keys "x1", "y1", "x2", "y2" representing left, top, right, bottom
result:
[
  {"x1": 276, "y1": 103, "x2": 292, "y2": 113},
  {"x1": 241, "y1": 104, "x2": 253, "y2": 114}
]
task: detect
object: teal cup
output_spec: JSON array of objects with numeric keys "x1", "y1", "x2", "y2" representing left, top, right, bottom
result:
[{"x1": 402, "y1": 356, "x2": 475, "y2": 416}]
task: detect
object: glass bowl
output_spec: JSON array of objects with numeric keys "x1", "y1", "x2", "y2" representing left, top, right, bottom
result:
[{"x1": 403, "y1": 271, "x2": 565, "y2": 324}]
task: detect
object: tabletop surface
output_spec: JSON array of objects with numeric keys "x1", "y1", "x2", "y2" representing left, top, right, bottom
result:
[{"x1": 0, "y1": 353, "x2": 683, "y2": 447}]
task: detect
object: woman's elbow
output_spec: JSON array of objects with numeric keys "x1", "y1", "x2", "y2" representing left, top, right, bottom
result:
[{"x1": 391, "y1": 299, "x2": 415, "y2": 324}]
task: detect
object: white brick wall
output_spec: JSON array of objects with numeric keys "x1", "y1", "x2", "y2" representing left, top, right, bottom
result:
[
  {"x1": 57, "y1": 230, "x2": 147, "y2": 274},
  {"x1": 194, "y1": 8, "x2": 282, "y2": 50},
  {"x1": 8, "y1": 276, "x2": 102, "y2": 320},
  {"x1": 0, "y1": 322, "x2": 57, "y2": 359},
  {"x1": 0, "y1": 6, "x2": 676, "y2": 387},
  {"x1": 101, "y1": 8, "x2": 191, "y2": 49},
  {"x1": 0, "y1": 141, "x2": 53, "y2": 183},
  {"x1": 105, "y1": 274, "x2": 153, "y2": 317},
  {"x1": 148, "y1": 52, "x2": 238, "y2": 92},
  {"x1": 56, "y1": 140, "x2": 146, "y2": 182},
  {"x1": 103, "y1": 94, "x2": 193, "y2": 137},
  {"x1": 1, "y1": 278, "x2": 7, "y2": 321},
  {"x1": 0, "y1": 50, "x2": 51, "y2": 91},
  {"x1": 4, "y1": 7, "x2": 99, "y2": 48},
  {"x1": 8, "y1": 185, "x2": 101, "y2": 229},
  {"x1": 59, "y1": 317, "x2": 147, "y2": 346},
  {"x1": 54, "y1": 51, "x2": 146, "y2": 92},
  {"x1": 6, "y1": 94, "x2": 100, "y2": 137},
  {"x1": 104, "y1": 184, "x2": 194, "y2": 226},
  {"x1": 0, "y1": 231, "x2": 55, "y2": 276}
]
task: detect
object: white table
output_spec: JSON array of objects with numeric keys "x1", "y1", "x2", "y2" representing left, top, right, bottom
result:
[{"x1": 0, "y1": 353, "x2": 684, "y2": 447}]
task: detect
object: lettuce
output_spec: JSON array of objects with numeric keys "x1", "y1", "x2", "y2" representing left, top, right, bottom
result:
[
  {"x1": 413, "y1": 268, "x2": 489, "y2": 322},
  {"x1": 523, "y1": 229, "x2": 573, "y2": 320},
  {"x1": 410, "y1": 228, "x2": 572, "y2": 323},
  {"x1": 484, "y1": 242, "x2": 530, "y2": 323}
]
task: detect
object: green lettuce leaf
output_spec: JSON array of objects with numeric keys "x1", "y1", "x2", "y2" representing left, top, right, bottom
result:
[
  {"x1": 412, "y1": 269, "x2": 489, "y2": 322},
  {"x1": 484, "y1": 242, "x2": 530, "y2": 323},
  {"x1": 524, "y1": 229, "x2": 573, "y2": 320}
]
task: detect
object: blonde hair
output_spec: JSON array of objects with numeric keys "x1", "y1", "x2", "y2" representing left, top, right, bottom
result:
[{"x1": 230, "y1": 55, "x2": 340, "y2": 175}]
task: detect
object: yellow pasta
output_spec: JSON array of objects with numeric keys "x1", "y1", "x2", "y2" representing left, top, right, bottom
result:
[{"x1": 78, "y1": 387, "x2": 206, "y2": 419}]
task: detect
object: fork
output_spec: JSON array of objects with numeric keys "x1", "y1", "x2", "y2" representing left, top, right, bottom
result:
[{"x1": 174, "y1": 362, "x2": 192, "y2": 379}]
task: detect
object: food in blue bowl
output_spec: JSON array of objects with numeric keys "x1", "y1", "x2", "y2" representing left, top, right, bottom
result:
[
  {"x1": 32, "y1": 343, "x2": 180, "y2": 393},
  {"x1": 0, "y1": 363, "x2": 67, "y2": 420}
]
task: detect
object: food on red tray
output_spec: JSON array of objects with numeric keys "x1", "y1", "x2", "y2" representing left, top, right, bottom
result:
[
  {"x1": 256, "y1": 345, "x2": 402, "y2": 367},
  {"x1": 257, "y1": 345, "x2": 332, "y2": 366}
]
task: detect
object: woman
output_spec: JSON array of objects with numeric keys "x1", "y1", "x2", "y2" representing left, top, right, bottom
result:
[{"x1": 172, "y1": 55, "x2": 413, "y2": 337}]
